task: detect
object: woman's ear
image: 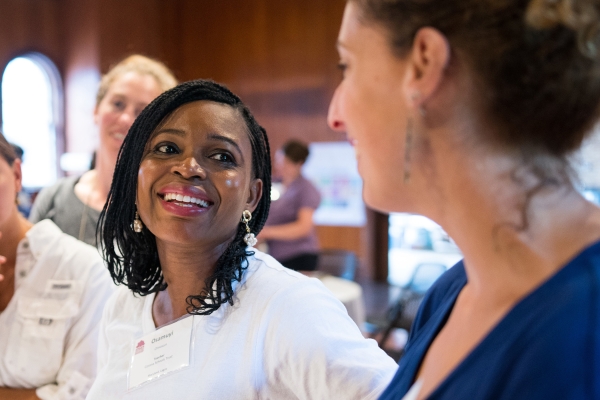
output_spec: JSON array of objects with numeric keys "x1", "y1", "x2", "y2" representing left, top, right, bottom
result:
[
  {"x1": 246, "y1": 178, "x2": 263, "y2": 213},
  {"x1": 402, "y1": 27, "x2": 451, "y2": 108},
  {"x1": 12, "y1": 159, "x2": 23, "y2": 194}
]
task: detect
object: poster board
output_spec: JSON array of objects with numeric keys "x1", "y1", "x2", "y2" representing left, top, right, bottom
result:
[{"x1": 302, "y1": 141, "x2": 366, "y2": 227}]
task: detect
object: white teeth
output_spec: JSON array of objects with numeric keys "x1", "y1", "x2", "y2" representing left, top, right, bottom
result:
[{"x1": 163, "y1": 193, "x2": 209, "y2": 207}]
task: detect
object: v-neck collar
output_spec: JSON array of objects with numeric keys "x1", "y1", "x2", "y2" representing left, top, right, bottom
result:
[{"x1": 404, "y1": 239, "x2": 600, "y2": 398}]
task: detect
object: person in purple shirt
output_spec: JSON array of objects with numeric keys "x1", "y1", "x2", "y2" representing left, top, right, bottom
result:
[
  {"x1": 260, "y1": 140, "x2": 322, "y2": 271},
  {"x1": 327, "y1": 0, "x2": 600, "y2": 398}
]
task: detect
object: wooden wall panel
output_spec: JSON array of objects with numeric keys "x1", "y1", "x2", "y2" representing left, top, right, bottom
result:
[
  {"x1": 0, "y1": 0, "x2": 64, "y2": 128},
  {"x1": 175, "y1": 0, "x2": 347, "y2": 149},
  {"x1": 0, "y1": 0, "x2": 385, "y2": 280},
  {"x1": 97, "y1": 0, "x2": 173, "y2": 72},
  {"x1": 0, "y1": 0, "x2": 63, "y2": 68},
  {"x1": 60, "y1": 0, "x2": 100, "y2": 155}
]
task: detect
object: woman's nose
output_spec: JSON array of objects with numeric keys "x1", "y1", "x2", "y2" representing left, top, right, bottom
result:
[
  {"x1": 118, "y1": 108, "x2": 136, "y2": 128},
  {"x1": 327, "y1": 86, "x2": 346, "y2": 132},
  {"x1": 173, "y1": 157, "x2": 206, "y2": 180}
]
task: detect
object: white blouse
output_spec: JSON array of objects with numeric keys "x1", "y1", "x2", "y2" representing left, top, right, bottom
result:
[
  {"x1": 0, "y1": 220, "x2": 114, "y2": 399},
  {"x1": 87, "y1": 250, "x2": 399, "y2": 399}
]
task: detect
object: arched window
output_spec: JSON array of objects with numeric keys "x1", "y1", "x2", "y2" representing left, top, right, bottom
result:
[{"x1": 1, "y1": 53, "x2": 63, "y2": 188}]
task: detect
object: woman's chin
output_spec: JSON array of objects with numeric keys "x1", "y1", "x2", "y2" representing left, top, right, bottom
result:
[{"x1": 363, "y1": 186, "x2": 410, "y2": 215}]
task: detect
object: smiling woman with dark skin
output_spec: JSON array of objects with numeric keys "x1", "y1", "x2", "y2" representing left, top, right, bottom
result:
[
  {"x1": 87, "y1": 80, "x2": 397, "y2": 399},
  {"x1": 137, "y1": 100, "x2": 261, "y2": 325}
]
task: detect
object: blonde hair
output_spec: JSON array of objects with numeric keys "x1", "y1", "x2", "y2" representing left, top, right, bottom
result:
[{"x1": 96, "y1": 55, "x2": 177, "y2": 106}]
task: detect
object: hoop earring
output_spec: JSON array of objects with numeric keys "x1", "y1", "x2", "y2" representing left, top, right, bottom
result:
[
  {"x1": 404, "y1": 118, "x2": 413, "y2": 184},
  {"x1": 133, "y1": 211, "x2": 143, "y2": 233},
  {"x1": 241, "y1": 210, "x2": 257, "y2": 246}
]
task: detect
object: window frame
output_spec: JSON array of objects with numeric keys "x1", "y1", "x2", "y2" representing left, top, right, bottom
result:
[{"x1": 0, "y1": 51, "x2": 65, "y2": 188}]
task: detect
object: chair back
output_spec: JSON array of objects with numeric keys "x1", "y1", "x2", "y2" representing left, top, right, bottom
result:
[
  {"x1": 408, "y1": 262, "x2": 447, "y2": 293},
  {"x1": 378, "y1": 262, "x2": 448, "y2": 347},
  {"x1": 317, "y1": 249, "x2": 358, "y2": 280}
]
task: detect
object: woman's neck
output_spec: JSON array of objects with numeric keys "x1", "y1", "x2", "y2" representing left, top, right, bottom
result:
[
  {"x1": 94, "y1": 150, "x2": 117, "y2": 199},
  {"x1": 426, "y1": 147, "x2": 600, "y2": 306},
  {"x1": 75, "y1": 150, "x2": 116, "y2": 211},
  {"x1": 152, "y1": 239, "x2": 230, "y2": 326}
]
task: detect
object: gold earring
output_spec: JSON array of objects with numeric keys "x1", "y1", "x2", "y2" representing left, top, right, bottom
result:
[
  {"x1": 241, "y1": 210, "x2": 257, "y2": 246},
  {"x1": 133, "y1": 211, "x2": 143, "y2": 233}
]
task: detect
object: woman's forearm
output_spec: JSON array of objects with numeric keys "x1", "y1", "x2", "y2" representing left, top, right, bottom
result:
[{"x1": 0, "y1": 387, "x2": 39, "y2": 400}]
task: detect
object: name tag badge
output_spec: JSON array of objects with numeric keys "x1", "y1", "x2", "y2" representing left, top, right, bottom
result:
[
  {"x1": 43, "y1": 280, "x2": 80, "y2": 301},
  {"x1": 127, "y1": 315, "x2": 194, "y2": 390}
]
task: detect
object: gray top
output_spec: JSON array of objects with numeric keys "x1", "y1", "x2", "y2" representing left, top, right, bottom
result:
[{"x1": 29, "y1": 176, "x2": 102, "y2": 247}]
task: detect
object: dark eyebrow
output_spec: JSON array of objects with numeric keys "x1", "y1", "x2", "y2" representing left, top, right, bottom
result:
[
  {"x1": 207, "y1": 133, "x2": 243, "y2": 156},
  {"x1": 153, "y1": 128, "x2": 185, "y2": 137}
]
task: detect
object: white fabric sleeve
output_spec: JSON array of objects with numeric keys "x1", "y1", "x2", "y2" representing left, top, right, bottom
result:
[
  {"x1": 35, "y1": 261, "x2": 114, "y2": 400},
  {"x1": 94, "y1": 287, "x2": 118, "y2": 375},
  {"x1": 259, "y1": 278, "x2": 398, "y2": 400}
]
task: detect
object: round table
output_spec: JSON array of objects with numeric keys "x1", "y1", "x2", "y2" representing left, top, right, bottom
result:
[{"x1": 304, "y1": 272, "x2": 366, "y2": 331}]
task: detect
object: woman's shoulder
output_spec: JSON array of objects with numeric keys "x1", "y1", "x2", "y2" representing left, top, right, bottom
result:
[
  {"x1": 243, "y1": 250, "x2": 335, "y2": 301},
  {"x1": 36, "y1": 175, "x2": 79, "y2": 201},
  {"x1": 245, "y1": 249, "x2": 310, "y2": 285},
  {"x1": 102, "y1": 285, "x2": 146, "y2": 322},
  {"x1": 29, "y1": 176, "x2": 80, "y2": 223},
  {"x1": 28, "y1": 219, "x2": 101, "y2": 269},
  {"x1": 296, "y1": 176, "x2": 321, "y2": 200},
  {"x1": 26, "y1": 220, "x2": 113, "y2": 298}
]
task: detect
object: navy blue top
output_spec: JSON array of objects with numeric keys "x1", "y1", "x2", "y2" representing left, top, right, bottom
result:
[{"x1": 380, "y1": 241, "x2": 600, "y2": 399}]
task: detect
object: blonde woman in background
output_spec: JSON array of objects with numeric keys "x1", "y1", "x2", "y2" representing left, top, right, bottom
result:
[{"x1": 30, "y1": 55, "x2": 177, "y2": 246}]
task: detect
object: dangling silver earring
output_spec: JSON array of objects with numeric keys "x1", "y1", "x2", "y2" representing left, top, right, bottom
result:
[
  {"x1": 133, "y1": 211, "x2": 143, "y2": 233},
  {"x1": 404, "y1": 118, "x2": 413, "y2": 184},
  {"x1": 241, "y1": 210, "x2": 257, "y2": 246}
]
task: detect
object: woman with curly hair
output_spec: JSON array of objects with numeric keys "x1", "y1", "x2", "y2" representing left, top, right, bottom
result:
[
  {"x1": 328, "y1": 0, "x2": 600, "y2": 398},
  {"x1": 86, "y1": 79, "x2": 397, "y2": 399}
]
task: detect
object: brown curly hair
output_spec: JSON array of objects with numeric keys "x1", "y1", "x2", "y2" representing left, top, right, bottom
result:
[
  {"x1": 0, "y1": 132, "x2": 17, "y2": 166},
  {"x1": 352, "y1": 0, "x2": 600, "y2": 157}
]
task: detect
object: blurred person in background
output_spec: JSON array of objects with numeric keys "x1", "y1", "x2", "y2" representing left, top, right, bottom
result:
[
  {"x1": 10, "y1": 143, "x2": 31, "y2": 217},
  {"x1": 260, "y1": 139, "x2": 322, "y2": 271},
  {"x1": 29, "y1": 55, "x2": 177, "y2": 246},
  {"x1": 328, "y1": 0, "x2": 600, "y2": 398},
  {"x1": 0, "y1": 132, "x2": 113, "y2": 400}
]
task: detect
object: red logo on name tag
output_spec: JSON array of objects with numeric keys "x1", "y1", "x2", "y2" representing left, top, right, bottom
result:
[{"x1": 135, "y1": 340, "x2": 145, "y2": 354}]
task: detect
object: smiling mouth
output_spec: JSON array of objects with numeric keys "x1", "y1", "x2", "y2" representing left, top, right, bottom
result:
[{"x1": 160, "y1": 193, "x2": 213, "y2": 208}]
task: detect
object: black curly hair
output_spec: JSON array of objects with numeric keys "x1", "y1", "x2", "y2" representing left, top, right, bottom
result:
[{"x1": 98, "y1": 79, "x2": 271, "y2": 315}]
